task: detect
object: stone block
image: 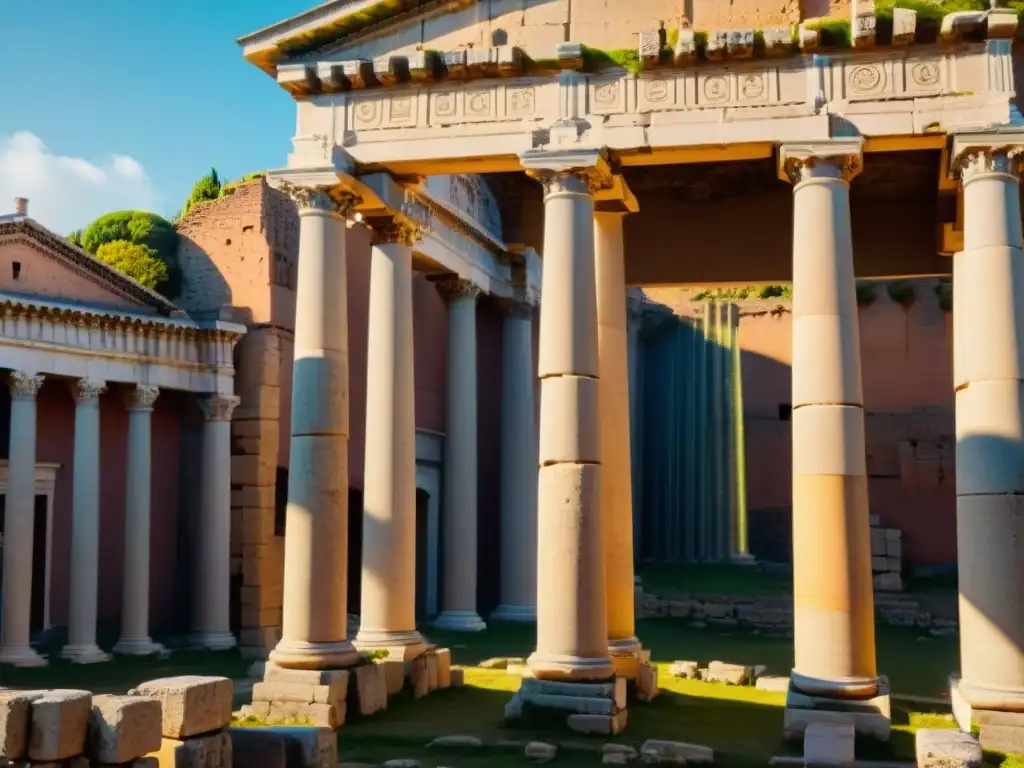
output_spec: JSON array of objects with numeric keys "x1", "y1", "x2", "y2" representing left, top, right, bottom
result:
[
  {"x1": 916, "y1": 728, "x2": 981, "y2": 768},
  {"x1": 262, "y1": 662, "x2": 348, "y2": 687},
  {"x1": 348, "y1": 663, "x2": 387, "y2": 716},
  {"x1": 871, "y1": 556, "x2": 887, "y2": 572},
  {"x1": 129, "y1": 676, "x2": 233, "y2": 739},
  {"x1": 504, "y1": 691, "x2": 524, "y2": 720},
  {"x1": 434, "y1": 648, "x2": 452, "y2": 689},
  {"x1": 804, "y1": 722, "x2": 855, "y2": 766},
  {"x1": 147, "y1": 730, "x2": 232, "y2": 768},
  {"x1": 870, "y1": 529, "x2": 886, "y2": 555},
  {"x1": 0, "y1": 690, "x2": 40, "y2": 758},
  {"x1": 409, "y1": 656, "x2": 429, "y2": 699},
  {"x1": 524, "y1": 692, "x2": 616, "y2": 715},
  {"x1": 451, "y1": 668, "x2": 464, "y2": 687},
  {"x1": 783, "y1": 683, "x2": 891, "y2": 741},
  {"x1": 886, "y1": 538, "x2": 902, "y2": 558},
  {"x1": 706, "y1": 661, "x2": 750, "y2": 685},
  {"x1": 755, "y1": 676, "x2": 791, "y2": 693},
  {"x1": 525, "y1": 740, "x2": 557, "y2": 761},
  {"x1": 884, "y1": 528, "x2": 901, "y2": 541},
  {"x1": 669, "y1": 661, "x2": 699, "y2": 679},
  {"x1": 428, "y1": 734, "x2": 483, "y2": 747},
  {"x1": 637, "y1": 661, "x2": 659, "y2": 702},
  {"x1": 266, "y1": 701, "x2": 337, "y2": 728},
  {"x1": 979, "y1": 723, "x2": 1024, "y2": 754},
  {"x1": 378, "y1": 660, "x2": 405, "y2": 696},
  {"x1": 272, "y1": 726, "x2": 336, "y2": 768},
  {"x1": 426, "y1": 653, "x2": 439, "y2": 692},
  {"x1": 566, "y1": 711, "x2": 627, "y2": 735},
  {"x1": 639, "y1": 739, "x2": 714, "y2": 764},
  {"x1": 875, "y1": 572, "x2": 903, "y2": 592},
  {"x1": 228, "y1": 727, "x2": 287, "y2": 768},
  {"x1": 28, "y1": 689, "x2": 92, "y2": 761},
  {"x1": 638, "y1": 29, "x2": 661, "y2": 65},
  {"x1": 87, "y1": 694, "x2": 162, "y2": 764},
  {"x1": 521, "y1": 678, "x2": 622, "y2": 703}
]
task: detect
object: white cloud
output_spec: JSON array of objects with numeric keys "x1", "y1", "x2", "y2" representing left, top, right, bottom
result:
[{"x1": 0, "y1": 132, "x2": 161, "y2": 235}]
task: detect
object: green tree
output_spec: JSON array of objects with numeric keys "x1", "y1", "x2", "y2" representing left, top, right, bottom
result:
[
  {"x1": 94, "y1": 240, "x2": 168, "y2": 290},
  {"x1": 180, "y1": 168, "x2": 223, "y2": 219},
  {"x1": 79, "y1": 211, "x2": 180, "y2": 297},
  {"x1": 67, "y1": 230, "x2": 83, "y2": 247}
]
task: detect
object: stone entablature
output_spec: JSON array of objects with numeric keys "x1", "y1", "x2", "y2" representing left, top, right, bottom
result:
[
  {"x1": 285, "y1": 38, "x2": 1016, "y2": 174},
  {"x1": 0, "y1": 292, "x2": 245, "y2": 395}
]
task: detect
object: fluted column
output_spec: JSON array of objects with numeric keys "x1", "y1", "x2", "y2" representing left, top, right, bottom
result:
[
  {"x1": 433, "y1": 277, "x2": 486, "y2": 632},
  {"x1": 492, "y1": 296, "x2": 539, "y2": 623},
  {"x1": 779, "y1": 139, "x2": 879, "y2": 699},
  {"x1": 594, "y1": 210, "x2": 640, "y2": 675},
  {"x1": 0, "y1": 371, "x2": 46, "y2": 667},
  {"x1": 114, "y1": 385, "x2": 161, "y2": 656},
  {"x1": 950, "y1": 135, "x2": 1024, "y2": 713},
  {"x1": 521, "y1": 148, "x2": 614, "y2": 681},
  {"x1": 355, "y1": 220, "x2": 426, "y2": 658},
  {"x1": 271, "y1": 184, "x2": 360, "y2": 669},
  {"x1": 193, "y1": 393, "x2": 239, "y2": 650},
  {"x1": 61, "y1": 378, "x2": 110, "y2": 664}
]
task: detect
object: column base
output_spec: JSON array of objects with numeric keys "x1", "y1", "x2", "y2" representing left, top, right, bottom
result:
[
  {"x1": 113, "y1": 637, "x2": 164, "y2": 657},
  {"x1": 269, "y1": 638, "x2": 360, "y2": 670},
  {"x1": 190, "y1": 631, "x2": 237, "y2": 651},
  {"x1": 608, "y1": 636, "x2": 642, "y2": 680},
  {"x1": 790, "y1": 669, "x2": 881, "y2": 699},
  {"x1": 528, "y1": 651, "x2": 616, "y2": 682},
  {"x1": 353, "y1": 629, "x2": 427, "y2": 661},
  {"x1": 59, "y1": 643, "x2": 112, "y2": 664},
  {"x1": 490, "y1": 605, "x2": 537, "y2": 623},
  {"x1": 783, "y1": 677, "x2": 891, "y2": 742},
  {"x1": 951, "y1": 674, "x2": 1024, "y2": 751},
  {"x1": 0, "y1": 645, "x2": 48, "y2": 667},
  {"x1": 505, "y1": 677, "x2": 628, "y2": 735},
  {"x1": 433, "y1": 611, "x2": 487, "y2": 632},
  {"x1": 730, "y1": 553, "x2": 757, "y2": 565}
]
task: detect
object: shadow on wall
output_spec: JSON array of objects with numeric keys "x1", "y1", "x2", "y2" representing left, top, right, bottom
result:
[{"x1": 174, "y1": 233, "x2": 234, "y2": 319}]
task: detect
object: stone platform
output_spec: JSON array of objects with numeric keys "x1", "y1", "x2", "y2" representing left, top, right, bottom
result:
[
  {"x1": 242, "y1": 646, "x2": 453, "y2": 728},
  {"x1": 505, "y1": 677, "x2": 628, "y2": 735},
  {"x1": 782, "y1": 677, "x2": 891, "y2": 742},
  {"x1": 950, "y1": 676, "x2": 1024, "y2": 754}
]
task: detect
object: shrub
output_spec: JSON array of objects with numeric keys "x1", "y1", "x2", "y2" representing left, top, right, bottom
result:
[
  {"x1": 94, "y1": 240, "x2": 168, "y2": 290},
  {"x1": 67, "y1": 230, "x2": 83, "y2": 247},
  {"x1": 79, "y1": 211, "x2": 180, "y2": 297},
  {"x1": 180, "y1": 168, "x2": 223, "y2": 219}
]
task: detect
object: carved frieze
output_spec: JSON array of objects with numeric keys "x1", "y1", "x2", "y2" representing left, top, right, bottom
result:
[{"x1": 845, "y1": 61, "x2": 889, "y2": 99}]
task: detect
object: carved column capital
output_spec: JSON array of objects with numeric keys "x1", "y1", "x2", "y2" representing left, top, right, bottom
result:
[
  {"x1": 200, "y1": 393, "x2": 240, "y2": 422},
  {"x1": 8, "y1": 371, "x2": 44, "y2": 401},
  {"x1": 950, "y1": 134, "x2": 1024, "y2": 185},
  {"x1": 519, "y1": 147, "x2": 614, "y2": 197},
  {"x1": 125, "y1": 384, "x2": 160, "y2": 412},
  {"x1": 528, "y1": 167, "x2": 611, "y2": 197},
  {"x1": 778, "y1": 139, "x2": 864, "y2": 184},
  {"x1": 374, "y1": 219, "x2": 424, "y2": 247},
  {"x1": 434, "y1": 276, "x2": 482, "y2": 303},
  {"x1": 279, "y1": 181, "x2": 361, "y2": 218},
  {"x1": 71, "y1": 379, "x2": 107, "y2": 405},
  {"x1": 499, "y1": 295, "x2": 538, "y2": 318}
]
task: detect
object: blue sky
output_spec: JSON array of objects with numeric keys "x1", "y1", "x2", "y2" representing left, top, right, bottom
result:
[{"x1": 0, "y1": 0, "x2": 316, "y2": 234}]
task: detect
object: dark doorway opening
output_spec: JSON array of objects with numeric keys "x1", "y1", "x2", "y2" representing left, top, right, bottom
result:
[
  {"x1": 0, "y1": 494, "x2": 49, "y2": 635},
  {"x1": 415, "y1": 488, "x2": 430, "y2": 621}
]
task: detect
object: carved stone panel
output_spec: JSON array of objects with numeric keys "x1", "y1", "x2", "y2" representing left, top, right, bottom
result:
[
  {"x1": 903, "y1": 57, "x2": 946, "y2": 96},
  {"x1": 589, "y1": 76, "x2": 628, "y2": 115},
  {"x1": 463, "y1": 87, "x2": 497, "y2": 122},
  {"x1": 351, "y1": 97, "x2": 384, "y2": 129},
  {"x1": 506, "y1": 86, "x2": 537, "y2": 117},
  {"x1": 637, "y1": 75, "x2": 680, "y2": 112},
  {"x1": 386, "y1": 94, "x2": 418, "y2": 126},
  {"x1": 431, "y1": 90, "x2": 461, "y2": 124},
  {"x1": 699, "y1": 73, "x2": 732, "y2": 105},
  {"x1": 842, "y1": 59, "x2": 894, "y2": 100}
]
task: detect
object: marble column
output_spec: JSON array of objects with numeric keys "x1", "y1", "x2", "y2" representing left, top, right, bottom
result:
[
  {"x1": 779, "y1": 140, "x2": 879, "y2": 699},
  {"x1": 355, "y1": 222, "x2": 426, "y2": 658},
  {"x1": 0, "y1": 371, "x2": 46, "y2": 667},
  {"x1": 594, "y1": 210, "x2": 641, "y2": 675},
  {"x1": 492, "y1": 296, "x2": 539, "y2": 623},
  {"x1": 433, "y1": 277, "x2": 486, "y2": 632},
  {"x1": 271, "y1": 184, "x2": 360, "y2": 669},
  {"x1": 193, "y1": 393, "x2": 239, "y2": 650},
  {"x1": 61, "y1": 378, "x2": 110, "y2": 664},
  {"x1": 950, "y1": 135, "x2": 1024, "y2": 714},
  {"x1": 521, "y1": 148, "x2": 614, "y2": 681},
  {"x1": 114, "y1": 385, "x2": 161, "y2": 656}
]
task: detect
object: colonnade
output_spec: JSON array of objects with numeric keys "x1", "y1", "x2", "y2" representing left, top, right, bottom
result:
[{"x1": 0, "y1": 372, "x2": 237, "y2": 666}]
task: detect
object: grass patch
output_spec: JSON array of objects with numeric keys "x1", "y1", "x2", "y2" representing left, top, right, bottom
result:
[{"x1": 638, "y1": 563, "x2": 792, "y2": 597}]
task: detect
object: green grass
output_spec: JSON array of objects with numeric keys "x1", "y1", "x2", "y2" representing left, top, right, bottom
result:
[{"x1": 638, "y1": 563, "x2": 792, "y2": 597}]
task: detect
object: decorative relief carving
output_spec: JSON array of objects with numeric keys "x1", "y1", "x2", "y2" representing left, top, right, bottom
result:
[
  {"x1": 200, "y1": 393, "x2": 240, "y2": 422},
  {"x1": 72, "y1": 378, "x2": 107, "y2": 404},
  {"x1": 530, "y1": 166, "x2": 611, "y2": 197},
  {"x1": 8, "y1": 371, "x2": 44, "y2": 400},
  {"x1": 702, "y1": 75, "x2": 730, "y2": 104},
  {"x1": 390, "y1": 97, "x2": 413, "y2": 121},
  {"x1": 739, "y1": 73, "x2": 766, "y2": 101},
  {"x1": 645, "y1": 79, "x2": 670, "y2": 103},
  {"x1": 354, "y1": 100, "x2": 380, "y2": 127},
  {"x1": 910, "y1": 61, "x2": 941, "y2": 88},
  {"x1": 782, "y1": 153, "x2": 863, "y2": 184},
  {"x1": 466, "y1": 89, "x2": 491, "y2": 116},
  {"x1": 278, "y1": 182, "x2": 361, "y2": 217},
  {"x1": 847, "y1": 63, "x2": 887, "y2": 97},
  {"x1": 955, "y1": 147, "x2": 1024, "y2": 185},
  {"x1": 376, "y1": 219, "x2": 424, "y2": 247},
  {"x1": 126, "y1": 385, "x2": 160, "y2": 412},
  {"x1": 507, "y1": 87, "x2": 535, "y2": 116},
  {"x1": 594, "y1": 81, "x2": 617, "y2": 104},
  {"x1": 433, "y1": 276, "x2": 482, "y2": 302},
  {"x1": 499, "y1": 295, "x2": 538, "y2": 318},
  {"x1": 434, "y1": 91, "x2": 457, "y2": 118}
]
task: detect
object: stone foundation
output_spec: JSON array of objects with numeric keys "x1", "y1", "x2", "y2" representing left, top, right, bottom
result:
[
  {"x1": 916, "y1": 728, "x2": 982, "y2": 768},
  {"x1": 505, "y1": 677, "x2": 629, "y2": 735},
  {"x1": 949, "y1": 680, "x2": 1024, "y2": 755},
  {"x1": 782, "y1": 678, "x2": 891, "y2": 743}
]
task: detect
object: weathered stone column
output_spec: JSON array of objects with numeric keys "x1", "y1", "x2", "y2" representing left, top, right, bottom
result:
[
  {"x1": 594, "y1": 210, "x2": 641, "y2": 676},
  {"x1": 355, "y1": 221, "x2": 427, "y2": 658},
  {"x1": 194, "y1": 393, "x2": 239, "y2": 650},
  {"x1": 114, "y1": 385, "x2": 161, "y2": 656},
  {"x1": 0, "y1": 372, "x2": 46, "y2": 667},
  {"x1": 950, "y1": 134, "x2": 1024, "y2": 723},
  {"x1": 520, "y1": 147, "x2": 614, "y2": 681},
  {"x1": 492, "y1": 296, "x2": 539, "y2": 623},
  {"x1": 779, "y1": 139, "x2": 879, "y2": 701},
  {"x1": 61, "y1": 378, "x2": 110, "y2": 664},
  {"x1": 434, "y1": 277, "x2": 486, "y2": 632},
  {"x1": 271, "y1": 184, "x2": 360, "y2": 669}
]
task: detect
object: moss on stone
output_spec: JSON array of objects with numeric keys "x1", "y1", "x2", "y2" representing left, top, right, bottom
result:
[{"x1": 582, "y1": 45, "x2": 643, "y2": 73}]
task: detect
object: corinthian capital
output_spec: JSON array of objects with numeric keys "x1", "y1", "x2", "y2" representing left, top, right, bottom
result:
[
  {"x1": 434, "y1": 276, "x2": 482, "y2": 302},
  {"x1": 519, "y1": 147, "x2": 614, "y2": 197},
  {"x1": 950, "y1": 133, "x2": 1024, "y2": 185},
  {"x1": 374, "y1": 219, "x2": 424, "y2": 247},
  {"x1": 200, "y1": 393, "x2": 240, "y2": 422},
  {"x1": 125, "y1": 384, "x2": 160, "y2": 412},
  {"x1": 778, "y1": 138, "x2": 864, "y2": 184},
  {"x1": 279, "y1": 181, "x2": 361, "y2": 217},
  {"x1": 71, "y1": 379, "x2": 107, "y2": 404},
  {"x1": 8, "y1": 371, "x2": 44, "y2": 401}
]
